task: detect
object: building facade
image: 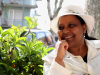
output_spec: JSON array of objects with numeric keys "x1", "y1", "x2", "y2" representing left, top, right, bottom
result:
[{"x1": 0, "y1": 0, "x2": 37, "y2": 29}]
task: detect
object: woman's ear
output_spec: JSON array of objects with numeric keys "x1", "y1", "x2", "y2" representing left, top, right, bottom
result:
[{"x1": 83, "y1": 24, "x2": 87, "y2": 34}]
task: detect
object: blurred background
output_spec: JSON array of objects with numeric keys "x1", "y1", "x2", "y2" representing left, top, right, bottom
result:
[{"x1": 0, "y1": 0, "x2": 100, "y2": 41}]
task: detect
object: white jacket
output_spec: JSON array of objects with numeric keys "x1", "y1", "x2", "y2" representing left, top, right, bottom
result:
[{"x1": 42, "y1": 39, "x2": 100, "y2": 75}]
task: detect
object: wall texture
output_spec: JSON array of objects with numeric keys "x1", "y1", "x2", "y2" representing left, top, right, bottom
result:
[{"x1": 85, "y1": 0, "x2": 100, "y2": 39}]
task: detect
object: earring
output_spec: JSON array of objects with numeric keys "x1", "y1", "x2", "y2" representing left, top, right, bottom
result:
[{"x1": 84, "y1": 33, "x2": 85, "y2": 37}]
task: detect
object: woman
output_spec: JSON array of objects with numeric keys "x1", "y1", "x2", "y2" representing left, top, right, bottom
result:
[{"x1": 42, "y1": 5, "x2": 100, "y2": 75}]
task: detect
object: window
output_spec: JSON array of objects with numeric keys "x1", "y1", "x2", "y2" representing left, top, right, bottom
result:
[
  {"x1": 9, "y1": 10, "x2": 22, "y2": 20},
  {"x1": 36, "y1": 32, "x2": 48, "y2": 46},
  {"x1": 10, "y1": 0, "x2": 14, "y2": 3},
  {"x1": 9, "y1": 10, "x2": 14, "y2": 19},
  {"x1": 26, "y1": 32, "x2": 36, "y2": 41},
  {"x1": 8, "y1": 10, "x2": 22, "y2": 25},
  {"x1": 14, "y1": 10, "x2": 22, "y2": 20},
  {"x1": 45, "y1": 32, "x2": 53, "y2": 45},
  {"x1": 27, "y1": 34, "x2": 31, "y2": 41}
]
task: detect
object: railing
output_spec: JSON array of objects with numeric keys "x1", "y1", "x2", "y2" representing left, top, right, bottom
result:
[
  {"x1": 3, "y1": 0, "x2": 37, "y2": 5},
  {"x1": 1, "y1": 18, "x2": 27, "y2": 27},
  {"x1": 1, "y1": 18, "x2": 10, "y2": 26}
]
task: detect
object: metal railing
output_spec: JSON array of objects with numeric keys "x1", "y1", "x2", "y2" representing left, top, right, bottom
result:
[
  {"x1": 0, "y1": 18, "x2": 24, "y2": 26},
  {"x1": 3, "y1": 0, "x2": 37, "y2": 5}
]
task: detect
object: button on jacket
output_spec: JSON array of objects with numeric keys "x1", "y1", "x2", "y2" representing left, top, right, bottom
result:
[{"x1": 42, "y1": 39, "x2": 100, "y2": 75}]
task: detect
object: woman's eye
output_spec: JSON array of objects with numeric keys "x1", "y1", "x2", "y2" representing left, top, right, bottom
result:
[
  {"x1": 58, "y1": 26, "x2": 64, "y2": 30},
  {"x1": 69, "y1": 24, "x2": 75, "y2": 28}
]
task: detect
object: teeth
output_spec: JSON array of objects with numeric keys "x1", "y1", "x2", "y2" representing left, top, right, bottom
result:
[{"x1": 65, "y1": 36, "x2": 73, "y2": 39}]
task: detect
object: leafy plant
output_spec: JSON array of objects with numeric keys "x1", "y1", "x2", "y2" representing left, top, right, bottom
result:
[{"x1": 0, "y1": 16, "x2": 54, "y2": 75}]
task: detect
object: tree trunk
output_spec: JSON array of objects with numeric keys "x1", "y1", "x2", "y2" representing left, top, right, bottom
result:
[
  {"x1": 53, "y1": 0, "x2": 64, "y2": 18},
  {"x1": 47, "y1": 0, "x2": 64, "y2": 41},
  {"x1": 0, "y1": 0, "x2": 4, "y2": 16},
  {"x1": 85, "y1": 0, "x2": 100, "y2": 39},
  {"x1": 47, "y1": 0, "x2": 53, "y2": 20}
]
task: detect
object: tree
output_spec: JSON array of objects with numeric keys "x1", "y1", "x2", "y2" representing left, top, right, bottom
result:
[
  {"x1": 47, "y1": 0, "x2": 64, "y2": 20},
  {"x1": 0, "y1": 16, "x2": 53, "y2": 75},
  {"x1": 85, "y1": 0, "x2": 100, "y2": 39},
  {"x1": 0, "y1": 0, "x2": 4, "y2": 16},
  {"x1": 46, "y1": 0, "x2": 64, "y2": 40}
]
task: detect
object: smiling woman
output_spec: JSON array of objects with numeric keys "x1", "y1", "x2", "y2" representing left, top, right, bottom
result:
[
  {"x1": 58, "y1": 15, "x2": 87, "y2": 50},
  {"x1": 42, "y1": 5, "x2": 100, "y2": 75}
]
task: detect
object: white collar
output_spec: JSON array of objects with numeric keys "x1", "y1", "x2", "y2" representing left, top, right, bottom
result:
[
  {"x1": 64, "y1": 39, "x2": 98, "y2": 59},
  {"x1": 42, "y1": 39, "x2": 100, "y2": 61}
]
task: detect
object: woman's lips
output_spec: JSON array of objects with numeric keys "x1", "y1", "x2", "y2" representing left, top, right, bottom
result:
[
  {"x1": 62, "y1": 35, "x2": 74, "y2": 40},
  {"x1": 65, "y1": 36, "x2": 73, "y2": 39}
]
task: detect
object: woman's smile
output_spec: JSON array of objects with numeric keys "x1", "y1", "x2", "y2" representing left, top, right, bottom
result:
[
  {"x1": 58, "y1": 15, "x2": 86, "y2": 47},
  {"x1": 62, "y1": 35, "x2": 75, "y2": 41},
  {"x1": 65, "y1": 35, "x2": 74, "y2": 40}
]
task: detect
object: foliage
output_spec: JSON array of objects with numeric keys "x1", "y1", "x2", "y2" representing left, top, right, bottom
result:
[{"x1": 0, "y1": 16, "x2": 54, "y2": 75}]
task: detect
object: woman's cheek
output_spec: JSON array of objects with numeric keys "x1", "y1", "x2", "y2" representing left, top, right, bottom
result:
[{"x1": 58, "y1": 30, "x2": 63, "y2": 37}]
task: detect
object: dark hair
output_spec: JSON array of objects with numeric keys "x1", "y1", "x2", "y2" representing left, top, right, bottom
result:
[{"x1": 75, "y1": 15, "x2": 97, "y2": 40}]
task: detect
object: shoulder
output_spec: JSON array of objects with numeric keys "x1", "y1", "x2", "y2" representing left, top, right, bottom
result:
[{"x1": 88, "y1": 40, "x2": 100, "y2": 49}]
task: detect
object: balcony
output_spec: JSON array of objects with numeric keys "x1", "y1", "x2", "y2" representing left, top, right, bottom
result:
[
  {"x1": 1, "y1": 18, "x2": 11, "y2": 27},
  {"x1": 1, "y1": 18, "x2": 28, "y2": 28},
  {"x1": 3, "y1": 0, "x2": 38, "y2": 8}
]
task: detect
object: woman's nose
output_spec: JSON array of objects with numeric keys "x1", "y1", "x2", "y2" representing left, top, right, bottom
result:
[{"x1": 63, "y1": 28, "x2": 70, "y2": 34}]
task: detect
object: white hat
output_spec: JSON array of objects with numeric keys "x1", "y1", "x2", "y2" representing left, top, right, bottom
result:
[{"x1": 50, "y1": 5, "x2": 94, "y2": 36}]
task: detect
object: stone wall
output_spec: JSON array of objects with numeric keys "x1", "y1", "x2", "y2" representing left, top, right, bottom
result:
[{"x1": 85, "y1": 0, "x2": 100, "y2": 39}]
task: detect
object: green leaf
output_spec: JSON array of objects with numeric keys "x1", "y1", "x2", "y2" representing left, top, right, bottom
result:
[
  {"x1": 27, "y1": 21, "x2": 31, "y2": 27},
  {"x1": 13, "y1": 36, "x2": 18, "y2": 43},
  {"x1": 29, "y1": 41, "x2": 34, "y2": 47},
  {"x1": 31, "y1": 33, "x2": 35, "y2": 41},
  {"x1": 12, "y1": 50, "x2": 18, "y2": 60},
  {"x1": 15, "y1": 45, "x2": 25, "y2": 55},
  {"x1": 0, "y1": 16, "x2": 46, "y2": 74},
  {"x1": 38, "y1": 65, "x2": 43, "y2": 68},
  {"x1": 11, "y1": 25, "x2": 17, "y2": 29},
  {"x1": 24, "y1": 16, "x2": 30, "y2": 21},
  {"x1": 17, "y1": 37, "x2": 26, "y2": 43},
  {"x1": 35, "y1": 43, "x2": 43, "y2": 51},
  {"x1": 0, "y1": 63, "x2": 8, "y2": 69},
  {"x1": 16, "y1": 45, "x2": 31, "y2": 55},
  {"x1": 7, "y1": 66, "x2": 13, "y2": 73},
  {"x1": 3, "y1": 42, "x2": 10, "y2": 52},
  {"x1": 0, "y1": 26, "x2": 3, "y2": 35},
  {"x1": 33, "y1": 41, "x2": 43, "y2": 46},
  {"x1": 12, "y1": 60, "x2": 15, "y2": 63},
  {"x1": 22, "y1": 39, "x2": 29, "y2": 46},
  {"x1": 20, "y1": 31, "x2": 27, "y2": 37},
  {"x1": 23, "y1": 46, "x2": 31, "y2": 55},
  {"x1": 1, "y1": 31, "x2": 14, "y2": 38}
]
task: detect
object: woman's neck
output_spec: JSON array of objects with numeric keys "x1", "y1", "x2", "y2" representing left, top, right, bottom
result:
[{"x1": 68, "y1": 40, "x2": 88, "y2": 58}]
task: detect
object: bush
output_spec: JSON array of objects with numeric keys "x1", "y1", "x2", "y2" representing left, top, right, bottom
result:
[{"x1": 0, "y1": 16, "x2": 54, "y2": 75}]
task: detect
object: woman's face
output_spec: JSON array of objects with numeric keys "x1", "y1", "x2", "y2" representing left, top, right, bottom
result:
[{"x1": 58, "y1": 15, "x2": 86, "y2": 48}]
